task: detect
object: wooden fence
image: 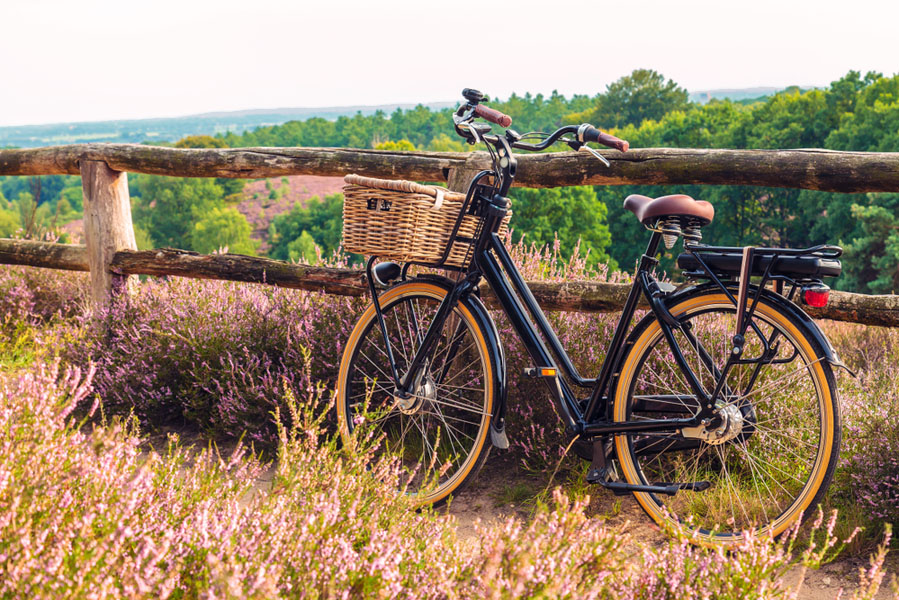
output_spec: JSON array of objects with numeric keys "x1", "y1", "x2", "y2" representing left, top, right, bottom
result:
[{"x1": 1, "y1": 143, "x2": 898, "y2": 327}]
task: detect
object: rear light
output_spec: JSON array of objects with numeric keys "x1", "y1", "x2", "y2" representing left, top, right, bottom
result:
[{"x1": 802, "y1": 285, "x2": 830, "y2": 307}]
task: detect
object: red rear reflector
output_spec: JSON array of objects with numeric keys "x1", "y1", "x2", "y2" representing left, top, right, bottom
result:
[{"x1": 803, "y1": 288, "x2": 829, "y2": 307}]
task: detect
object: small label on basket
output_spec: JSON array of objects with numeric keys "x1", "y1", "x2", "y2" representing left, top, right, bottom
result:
[
  {"x1": 365, "y1": 198, "x2": 392, "y2": 211},
  {"x1": 433, "y1": 189, "x2": 445, "y2": 209}
]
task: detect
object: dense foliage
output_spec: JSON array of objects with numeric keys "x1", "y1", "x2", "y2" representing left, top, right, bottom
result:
[
  {"x1": 2, "y1": 69, "x2": 899, "y2": 290},
  {"x1": 3, "y1": 237, "x2": 898, "y2": 549}
]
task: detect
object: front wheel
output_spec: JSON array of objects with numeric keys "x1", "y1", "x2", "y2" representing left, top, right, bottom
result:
[
  {"x1": 336, "y1": 280, "x2": 496, "y2": 506},
  {"x1": 612, "y1": 289, "x2": 840, "y2": 545}
]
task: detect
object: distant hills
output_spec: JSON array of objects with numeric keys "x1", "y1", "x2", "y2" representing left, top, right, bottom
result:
[
  {"x1": 0, "y1": 102, "x2": 455, "y2": 149},
  {"x1": 0, "y1": 87, "x2": 812, "y2": 149},
  {"x1": 687, "y1": 86, "x2": 816, "y2": 104}
]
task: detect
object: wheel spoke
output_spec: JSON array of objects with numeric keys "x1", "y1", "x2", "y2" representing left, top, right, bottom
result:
[
  {"x1": 338, "y1": 288, "x2": 491, "y2": 504},
  {"x1": 615, "y1": 298, "x2": 835, "y2": 542}
]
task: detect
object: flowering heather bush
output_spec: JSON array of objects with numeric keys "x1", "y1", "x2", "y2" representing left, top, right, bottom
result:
[
  {"x1": 823, "y1": 321, "x2": 899, "y2": 528},
  {"x1": 0, "y1": 265, "x2": 88, "y2": 325},
  {"x1": 63, "y1": 275, "x2": 363, "y2": 442},
  {"x1": 2, "y1": 359, "x2": 892, "y2": 598},
  {"x1": 30, "y1": 238, "x2": 626, "y2": 460},
  {"x1": 4, "y1": 236, "x2": 899, "y2": 533}
]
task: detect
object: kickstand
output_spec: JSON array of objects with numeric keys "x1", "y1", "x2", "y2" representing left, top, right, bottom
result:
[{"x1": 586, "y1": 439, "x2": 610, "y2": 483}]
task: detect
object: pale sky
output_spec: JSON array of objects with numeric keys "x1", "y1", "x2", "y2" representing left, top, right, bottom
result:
[{"x1": 1, "y1": 0, "x2": 897, "y2": 127}]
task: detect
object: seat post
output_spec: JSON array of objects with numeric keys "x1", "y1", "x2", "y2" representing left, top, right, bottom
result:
[{"x1": 640, "y1": 230, "x2": 663, "y2": 268}]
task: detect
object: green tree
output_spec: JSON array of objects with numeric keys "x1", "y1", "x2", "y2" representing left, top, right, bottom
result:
[
  {"x1": 192, "y1": 206, "x2": 258, "y2": 255},
  {"x1": 374, "y1": 139, "x2": 416, "y2": 151},
  {"x1": 174, "y1": 135, "x2": 229, "y2": 149},
  {"x1": 510, "y1": 186, "x2": 615, "y2": 269},
  {"x1": 0, "y1": 189, "x2": 19, "y2": 236},
  {"x1": 842, "y1": 197, "x2": 899, "y2": 293},
  {"x1": 269, "y1": 193, "x2": 344, "y2": 261},
  {"x1": 287, "y1": 230, "x2": 319, "y2": 263},
  {"x1": 132, "y1": 175, "x2": 226, "y2": 250},
  {"x1": 573, "y1": 69, "x2": 689, "y2": 128},
  {"x1": 427, "y1": 134, "x2": 470, "y2": 153}
]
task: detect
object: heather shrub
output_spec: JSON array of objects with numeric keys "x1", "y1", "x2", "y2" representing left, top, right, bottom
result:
[
  {"x1": 64, "y1": 275, "x2": 363, "y2": 442},
  {"x1": 0, "y1": 265, "x2": 88, "y2": 325},
  {"x1": 0, "y1": 266, "x2": 88, "y2": 370},
  {"x1": 823, "y1": 321, "x2": 899, "y2": 530},
  {"x1": 2, "y1": 358, "x2": 892, "y2": 599},
  {"x1": 47, "y1": 236, "x2": 628, "y2": 458}
]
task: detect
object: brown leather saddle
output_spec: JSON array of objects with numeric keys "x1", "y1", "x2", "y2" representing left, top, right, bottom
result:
[{"x1": 623, "y1": 194, "x2": 715, "y2": 226}]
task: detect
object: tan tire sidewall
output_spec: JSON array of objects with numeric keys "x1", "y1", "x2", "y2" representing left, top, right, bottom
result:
[
  {"x1": 335, "y1": 281, "x2": 494, "y2": 505},
  {"x1": 613, "y1": 292, "x2": 836, "y2": 543}
]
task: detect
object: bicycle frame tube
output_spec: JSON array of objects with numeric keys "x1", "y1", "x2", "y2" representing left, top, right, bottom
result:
[{"x1": 385, "y1": 129, "x2": 712, "y2": 438}]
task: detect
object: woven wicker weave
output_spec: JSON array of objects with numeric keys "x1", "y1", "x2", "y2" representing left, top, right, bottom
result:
[{"x1": 342, "y1": 174, "x2": 509, "y2": 268}]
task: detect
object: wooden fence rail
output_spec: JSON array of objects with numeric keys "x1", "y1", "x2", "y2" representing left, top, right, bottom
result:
[
  {"x1": 2, "y1": 144, "x2": 899, "y2": 192},
  {"x1": 1, "y1": 143, "x2": 898, "y2": 326},
  {"x1": 2, "y1": 238, "x2": 898, "y2": 327}
]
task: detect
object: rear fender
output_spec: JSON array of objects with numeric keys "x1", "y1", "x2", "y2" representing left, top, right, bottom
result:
[{"x1": 677, "y1": 282, "x2": 851, "y2": 374}]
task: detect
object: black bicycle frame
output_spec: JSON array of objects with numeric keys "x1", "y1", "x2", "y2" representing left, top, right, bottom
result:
[
  {"x1": 386, "y1": 209, "x2": 708, "y2": 440},
  {"x1": 376, "y1": 123, "x2": 780, "y2": 441}
]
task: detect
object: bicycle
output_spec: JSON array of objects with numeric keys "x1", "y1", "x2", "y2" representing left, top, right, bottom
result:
[{"x1": 335, "y1": 88, "x2": 846, "y2": 545}]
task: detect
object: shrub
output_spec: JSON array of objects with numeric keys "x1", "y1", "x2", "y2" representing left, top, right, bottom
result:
[
  {"x1": 823, "y1": 321, "x2": 899, "y2": 529},
  {"x1": 2, "y1": 359, "x2": 891, "y2": 599},
  {"x1": 64, "y1": 276, "x2": 362, "y2": 441}
]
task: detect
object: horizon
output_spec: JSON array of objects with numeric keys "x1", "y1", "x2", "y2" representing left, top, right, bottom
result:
[
  {"x1": 0, "y1": 84, "x2": 820, "y2": 130},
  {"x1": 2, "y1": 0, "x2": 898, "y2": 127}
]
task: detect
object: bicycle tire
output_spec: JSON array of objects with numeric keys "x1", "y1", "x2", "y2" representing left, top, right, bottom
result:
[
  {"x1": 612, "y1": 289, "x2": 840, "y2": 545},
  {"x1": 336, "y1": 280, "x2": 496, "y2": 506}
]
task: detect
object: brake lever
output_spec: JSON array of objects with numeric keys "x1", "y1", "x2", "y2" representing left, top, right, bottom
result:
[{"x1": 578, "y1": 144, "x2": 611, "y2": 167}]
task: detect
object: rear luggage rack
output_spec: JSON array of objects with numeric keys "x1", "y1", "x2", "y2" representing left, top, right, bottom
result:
[{"x1": 678, "y1": 244, "x2": 842, "y2": 280}]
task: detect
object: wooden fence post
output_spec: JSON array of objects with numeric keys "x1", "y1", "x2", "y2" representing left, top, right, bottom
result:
[
  {"x1": 80, "y1": 160, "x2": 137, "y2": 308},
  {"x1": 445, "y1": 164, "x2": 482, "y2": 194}
]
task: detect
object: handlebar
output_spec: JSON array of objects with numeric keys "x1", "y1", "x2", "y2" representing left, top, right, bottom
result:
[
  {"x1": 579, "y1": 125, "x2": 629, "y2": 152},
  {"x1": 455, "y1": 88, "x2": 629, "y2": 156},
  {"x1": 473, "y1": 104, "x2": 512, "y2": 127}
]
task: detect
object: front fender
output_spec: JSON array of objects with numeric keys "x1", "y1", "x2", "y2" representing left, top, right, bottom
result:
[{"x1": 406, "y1": 275, "x2": 509, "y2": 449}]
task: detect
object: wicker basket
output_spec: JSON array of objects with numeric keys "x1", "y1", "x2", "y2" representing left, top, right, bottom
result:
[{"x1": 342, "y1": 174, "x2": 509, "y2": 268}]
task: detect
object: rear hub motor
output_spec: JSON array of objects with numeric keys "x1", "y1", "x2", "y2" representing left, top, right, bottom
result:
[{"x1": 682, "y1": 403, "x2": 745, "y2": 445}]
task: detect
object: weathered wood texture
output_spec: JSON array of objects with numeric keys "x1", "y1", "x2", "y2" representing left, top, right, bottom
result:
[
  {"x1": 0, "y1": 238, "x2": 89, "y2": 271},
  {"x1": 80, "y1": 161, "x2": 138, "y2": 306},
  {"x1": 110, "y1": 248, "x2": 368, "y2": 297},
  {"x1": 2, "y1": 239, "x2": 897, "y2": 327},
  {"x1": 2, "y1": 144, "x2": 899, "y2": 192}
]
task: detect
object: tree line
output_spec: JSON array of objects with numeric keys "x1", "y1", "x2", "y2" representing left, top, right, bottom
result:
[{"x1": 2, "y1": 69, "x2": 897, "y2": 293}]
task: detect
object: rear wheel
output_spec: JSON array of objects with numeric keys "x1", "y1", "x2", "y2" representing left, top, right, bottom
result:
[
  {"x1": 612, "y1": 290, "x2": 840, "y2": 545},
  {"x1": 336, "y1": 281, "x2": 495, "y2": 506}
]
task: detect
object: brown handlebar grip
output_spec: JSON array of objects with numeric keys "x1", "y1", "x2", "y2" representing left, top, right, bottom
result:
[
  {"x1": 596, "y1": 131, "x2": 629, "y2": 152},
  {"x1": 473, "y1": 104, "x2": 512, "y2": 128},
  {"x1": 583, "y1": 125, "x2": 629, "y2": 152}
]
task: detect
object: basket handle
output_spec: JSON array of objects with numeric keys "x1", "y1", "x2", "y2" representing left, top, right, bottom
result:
[{"x1": 344, "y1": 174, "x2": 464, "y2": 203}]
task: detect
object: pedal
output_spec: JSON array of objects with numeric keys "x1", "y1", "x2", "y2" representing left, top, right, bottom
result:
[
  {"x1": 600, "y1": 481, "x2": 681, "y2": 496},
  {"x1": 523, "y1": 367, "x2": 558, "y2": 379}
]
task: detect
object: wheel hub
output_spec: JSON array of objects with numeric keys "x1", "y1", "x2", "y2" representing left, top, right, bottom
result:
[
  {"x1": 394, "y1": 374, "x2": 436, "y2": 415},
  {"x1": 682, "y1": 402, "x2": 745, "y2": 445}
]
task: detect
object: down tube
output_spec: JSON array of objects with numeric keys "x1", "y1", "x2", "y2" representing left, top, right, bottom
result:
[{"x1": 475, "y1": 237, "x2": 583, "y2": 434}]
